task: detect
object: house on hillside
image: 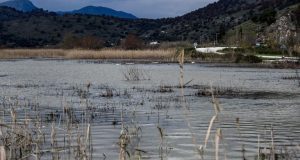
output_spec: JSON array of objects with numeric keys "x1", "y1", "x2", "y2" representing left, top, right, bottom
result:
[
  {"x1": 255, "y1": 35, "x2": 266, "y2": 47},
  {"x1": 149, "y1": 41, "x2": 160, "y2": 46}
]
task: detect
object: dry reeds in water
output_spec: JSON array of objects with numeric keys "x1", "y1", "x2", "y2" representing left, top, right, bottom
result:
[
  {"x1": 118, "y1": 106, "x2": 144, "y2": 160},
  {"x1": 204, "y1": 115, "x2": 217, "y2": 149},
  {"x1": 0, "y1": 93, "x2": 94, "y2": 160},
  {"x1": 177, "y1": 49, "x2": 202, "y2": 159},
  {"x1": 201, "y1": 84, "x2": 225, "y2": 159},
  {"x1": 51, "y1": 121, "x2": 59, "y2": 160},
  {"x1": 215, "y1": 129, "x2": 222, "y2": 160},
  {"x1": 123, "y1": 66, "x2": 151, "y2": 81},
  {"x1": 0, "y1": 120, "x2": 5, "y2": 160},
  {"x1": 157, "y1": 126, "x2": 169, "y2": 159},
  {"x1": 204, "y1": 85, "x2": 221, "y2": 149}
]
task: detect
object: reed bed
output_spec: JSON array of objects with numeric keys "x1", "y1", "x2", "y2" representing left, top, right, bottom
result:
[
  {"x1": 65, "y1": 49, "x2": 176, "y2": 60},
  {"x1": 0, "y1": 49, "x2": 177, "y2": 60},
  {"x1": 0, "y1": 49, "x2": 66, "y2": 59},
  {"x1": 0, "y1": 85, "x2": 94, "y2": 160}
]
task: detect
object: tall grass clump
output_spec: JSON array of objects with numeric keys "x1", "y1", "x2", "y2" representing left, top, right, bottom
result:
[
  {"x1": 177, "y1": 49, "x2": 226, "y2": 159},
  {"x1": 177, "y1": 49, "x2": 202, "y2": 159},
  {"x1": 118, "y1": 106, "x2": 145, "y2": 160},
  {"x1": 122, "y1": 66, "x2": 151, "y2": 81},
  {"x1": 0, "y1": 84, "x2": 94, "y2": 160}
]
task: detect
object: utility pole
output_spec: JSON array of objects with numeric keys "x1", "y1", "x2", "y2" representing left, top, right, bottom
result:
[
  {"x1": 215, "y1": 33, "x2": 219, "y2": 46},
  {"x1": 199, "y1": 36, "x2": 202, "y2": 46}
]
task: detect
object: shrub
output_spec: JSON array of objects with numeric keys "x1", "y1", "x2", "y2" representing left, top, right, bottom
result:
[
  {"x1": 80, "y1": 36, "x2": 104, "y2": 50},
  {"x1": 61, "y1": 34, "x2": 80, "y2": 49},
  {"x1": 234, "y1": 53, "x2": 244, "y2": 63},
  {"x1": 255, "y1": 47, "x2": 282, "y2": 55},
  {"x1": 159, "y1": 41, "x2": 192, "y2": 49},
  {"x1": 220, "y1": 48, "x2": 255, "y2": 55},
  {"x1": 185, "y1": 47, "x2": 198, "y2": 58},
  {"x1": 234, "y1": 54, "x2": 262, "y2": 63},
  {"x1": 243, "y1": 55, "x2": 263, "y2": 63}
]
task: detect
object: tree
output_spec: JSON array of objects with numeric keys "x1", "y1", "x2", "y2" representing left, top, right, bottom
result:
[
  {"x1": 121, "y1": 34, "x2": 144, "y2": 50},
  {"x1": 286, "y1": 32, "x2": 297, "y2": 56},
  {"x1": 219, "y1": 24, "x2": 226, "y2": 38},
  {"x1": 61, "y1": 34, "x2": 104, "y2": 49},
  {"x1": 80, "y1": 36, "x2": 104, "y2": 49},
  {"x1": 237, "y1": 26, "x2": 243, "y2": 47},
  {"x1": 61, "y1": 34, "x2": 80, "y2": 49}
]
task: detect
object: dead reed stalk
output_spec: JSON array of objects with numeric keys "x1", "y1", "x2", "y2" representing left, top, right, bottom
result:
[
  {"x1": 51, "y1": 122, "x2": 59, "y2": 160},
  {"x1": 177, "y1": 49, "x2": 202, "y2": 159},
  {"x1": 119, "y1": 107, "x2": 127, "y2": 160},
  {"x1": 0, "y1": 123, "x2": 5, "y2": 160},
  {"x1": 215, "y1": 129, "x2": 222, "y2": 160},
  {"x1": 157, "y1": 126, "x2": 166, "y2": 159},
  {"x1": 204, "y1": 115, "x2": 217, "y2": 149},
  {"x1": 257, "y1": 135, "x2": 260, "y2": 160},
  {"x1": 202, "y1": 83, "x2": 224, "y2": 159}
]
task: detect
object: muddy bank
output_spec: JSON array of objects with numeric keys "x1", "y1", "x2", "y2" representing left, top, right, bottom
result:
[{"x1": 0, "y1": 57, "x2": 299, "y2": 69}]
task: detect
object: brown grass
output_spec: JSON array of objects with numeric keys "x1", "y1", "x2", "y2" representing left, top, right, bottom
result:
[
  {"x1": 0, "y1": 49, "x2": 66, "y2": 59},
  {"x1": 0, "y1": 49, "x2": 177, "y2": 60}
]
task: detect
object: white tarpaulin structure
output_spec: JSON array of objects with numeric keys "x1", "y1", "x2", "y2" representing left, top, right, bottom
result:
[{"x1": 195, "y1": 47, "x2": 237, "y2": 55}]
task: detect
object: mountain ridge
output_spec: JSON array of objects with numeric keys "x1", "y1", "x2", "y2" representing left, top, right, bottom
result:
[
  {"x1": 0, "y1": 0, "x2": 37, "y2": 12},
  {"x1": 65, "y1": 6, "x2": 137, "y2": 19},
  {"x1": 0, "y1": 0, "x2": 137, "y2": 19}
]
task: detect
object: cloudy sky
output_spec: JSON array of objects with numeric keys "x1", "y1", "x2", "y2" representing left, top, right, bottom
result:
[{"x1": 0, "y1": 0, "x2": 217, "y2": 18}]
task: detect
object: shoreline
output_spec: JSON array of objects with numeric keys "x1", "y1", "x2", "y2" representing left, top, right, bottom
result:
[
  {"x1": 0, "y1": 49, "x2": 299, "y2": 69},
  {"x1": 0, "y1": 57, "x2": 299, "y2": 69}
]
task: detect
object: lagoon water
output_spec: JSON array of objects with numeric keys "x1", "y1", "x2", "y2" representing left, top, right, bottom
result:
[{"x1": 0, "y1": 59, "x2": 299, "y2": 159}]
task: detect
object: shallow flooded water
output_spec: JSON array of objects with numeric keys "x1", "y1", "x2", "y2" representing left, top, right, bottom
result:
[{"x1": 0, "y1": 59, "x2": 299, "y2": 160}]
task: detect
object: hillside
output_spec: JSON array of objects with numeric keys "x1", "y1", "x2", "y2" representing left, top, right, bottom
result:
[
  {"x1": 0, "y1": 7, "x2": 158, "y2": 47},
  {"x1": 66, "y1": 6, "x2": 137, "y2": 19},
  {"x1": 0, "y1": 0, "x2": 299, "y2": 48},
  {"x1": 224, "y1": 4, "x2": 300, "y2": 45},
  {"x1": 151, "y1": 0, "x2": 299, "y2": 42}
]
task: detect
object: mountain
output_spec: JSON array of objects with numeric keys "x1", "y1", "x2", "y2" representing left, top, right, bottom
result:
[
  {"x1": 0, "y1": 0, "x2": 299, "y2": 48},
  {"x1": 65, "y1": 6, "x2": 137, "y2": 19},
  {"x1": 0, "y1": 0, "x2": 136, "y2": 19},
  {"x1": 0, "y1": 0, "x2": 37, "y2": 12}
]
